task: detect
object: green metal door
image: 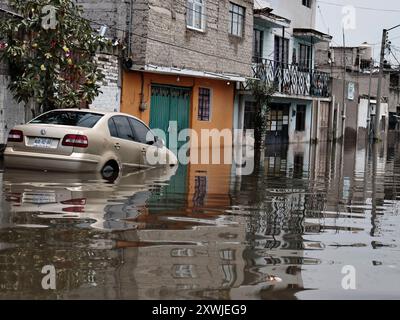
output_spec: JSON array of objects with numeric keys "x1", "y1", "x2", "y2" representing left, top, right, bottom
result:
[{"x1": 150, "y1": 85, "x2": 191, "y2": 149}]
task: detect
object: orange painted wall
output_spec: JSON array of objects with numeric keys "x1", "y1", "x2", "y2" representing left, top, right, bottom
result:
[
  {"x1": 120, "y1": 71, "x2": 235, "y2": 148},
  {"x1": 186, "y1": 163, "x2": 232, "y2": 209}
]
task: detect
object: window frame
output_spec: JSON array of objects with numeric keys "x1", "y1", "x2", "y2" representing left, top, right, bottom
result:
[
  {"x1": 186, "y1": 0, "x2": 206, "y2": 32},
  {"x1": 299, "y1": 43, "x2": 312, "y2": 72},
  {"x1": 197, "y1": 87, "x2": 212, "y2": 122},
  {"x1": 274, "y1": 35, "x2": 289, "y2": 68},
  {"x1": 127, "y1": 116, "x2": 155, "y2": 145},
  {"x1": 229, "y1": 2, "x2": 245, "y2": 37},
  {"x1": 253, "y1": 29, "x2": 264, "y2": 63},
  {"x1": 109, "y1": 116, "x2": 136, "y2": 141},
  {"x1": 302, "y1": 0, "x2": 312, "y2": 8}
]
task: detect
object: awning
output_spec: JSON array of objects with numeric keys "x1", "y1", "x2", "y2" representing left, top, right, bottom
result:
[
  {"x1": 137, "y1": 65, "x2": 247, "y2": 83},
  {"x1": 254, "y1": 10, "x2": 291, "y2": 29},
  {"x1": 293, "y1": 28, "x2": 332, "y2": 43}
]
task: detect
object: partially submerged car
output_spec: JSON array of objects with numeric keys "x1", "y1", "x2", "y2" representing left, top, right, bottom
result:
[{"x1": 4, "y1": 109, "x2": 178, "y2": 174}]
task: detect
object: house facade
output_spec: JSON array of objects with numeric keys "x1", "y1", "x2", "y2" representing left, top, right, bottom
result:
[
  {"x1": 235, "y1": 0, "x2": 332, "y2": 145},
  {"x1": 315, "y1": 42, "x2": 390, "y2": 142},
  {"x1": 117, "y1": 0, "x2": 254, "y2": 149}
]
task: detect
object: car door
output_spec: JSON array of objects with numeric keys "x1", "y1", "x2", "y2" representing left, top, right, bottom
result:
[
  {"x1": 108, "y1": 116, "x2": 142, "y2": 169},
  {"x1": 127, "y1": 117, "x2": 159, "y2": 167}
]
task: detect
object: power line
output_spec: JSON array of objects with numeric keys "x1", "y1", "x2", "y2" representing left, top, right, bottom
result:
[
  {"x1": 87, "y1": 17, "x2": 254, "y2": 67},
  {"x1": 317, "y1": 0, "x2": 400, "y2": 13}
]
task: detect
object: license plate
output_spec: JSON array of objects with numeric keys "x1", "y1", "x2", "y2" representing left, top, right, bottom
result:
[
  {"x1": 22, "y1": 192, "x2": 56, "y2": 204},
  {"x1": 33, "y1": 137, "x2": 53, "y2": 148}
]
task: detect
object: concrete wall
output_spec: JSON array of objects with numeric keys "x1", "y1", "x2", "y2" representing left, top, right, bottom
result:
[
  {"x1": 268, "y1": 0, "x2": 316, "y2": 29},
  {"x1": 330, "y1": 78, "x2": 360, "y2": 141},
  {"x1": 0, "y1": 72, "x2": 25, "y2": 145},
  {"x1": 133, "y1": 0, "x2": 253, "y2": 77},
  {"x1": 389, "y1": 87, "x2": 400, "y2": 114},
  {"x1": 76, "y1": 0, "x2": 130, "y2": 40}
]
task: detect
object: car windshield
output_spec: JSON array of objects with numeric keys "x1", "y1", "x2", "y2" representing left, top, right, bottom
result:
[{"x1": 30, "y1": 111, "x2": 103, "y2": 128}]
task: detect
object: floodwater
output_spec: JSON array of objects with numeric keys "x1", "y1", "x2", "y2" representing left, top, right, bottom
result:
[{"x1": 0, "y1": 139, "x2": 400, "y2": 300}]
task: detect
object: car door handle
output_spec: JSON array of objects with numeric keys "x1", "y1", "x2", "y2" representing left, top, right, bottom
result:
[{"x1": 114, "y1": 143, "x2": 121, "y2": 150}]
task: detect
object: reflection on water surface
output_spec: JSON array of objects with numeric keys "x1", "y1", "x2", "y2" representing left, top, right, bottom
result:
[{"x1": 0, "y1": 140, "x2": 400, "y2": 299}]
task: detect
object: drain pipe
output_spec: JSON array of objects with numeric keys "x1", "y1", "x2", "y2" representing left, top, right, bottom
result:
[{"x1": 127, "y1": 0, "x2": 133, "y2": 59}]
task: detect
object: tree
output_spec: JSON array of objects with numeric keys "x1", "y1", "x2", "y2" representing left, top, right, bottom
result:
[
  {"x1": 247, "y1": 79, "x2": 275, "y2": 150},
  {"x1": 0, "y1": 0, "x2": 110, "y2": 117}
]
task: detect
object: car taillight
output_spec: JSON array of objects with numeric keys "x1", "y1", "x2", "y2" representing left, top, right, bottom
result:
[
  {"x1": 62, "y1": 206, "x2": 85, "y2": 213},
  {"x1": 62, "y1": 134, "x2": 88, "y2": 148},
  {"x1": 61, "y1": 198, "x2": 87, "y2": 205},
  {"x1": 8, "y1": 130, "x2": 23, "y2": 143}
]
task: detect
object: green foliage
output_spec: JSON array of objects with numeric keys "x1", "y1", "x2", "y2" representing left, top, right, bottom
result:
[
  {"x1": 0, "y1": 0, "x2": 111, "y2": 113},
  {"x1": 247, "y1": 79, "x2": 275, "y2": 149}
]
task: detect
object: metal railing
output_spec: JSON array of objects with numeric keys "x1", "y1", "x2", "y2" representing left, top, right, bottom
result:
[{"x1": 250, "y1": 58, "x2": 331, "y2": 98}]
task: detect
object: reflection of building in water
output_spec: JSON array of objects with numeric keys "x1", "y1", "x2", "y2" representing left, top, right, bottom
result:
[
  {"x1": 124, "y1": 162, "x2": 247, "y2": 299},
  {"x1": 115, "y1": 220, "x2": 247, "y2": 299},
  {"x1": 0, "y1": 162, "x2": 249, "y2": 299},
  {"x1": 230, "y1": 147, "x2": 310, "y2": 300}
]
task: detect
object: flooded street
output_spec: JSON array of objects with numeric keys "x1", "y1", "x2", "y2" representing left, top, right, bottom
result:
[{"x1": 0, "y1": 139, "x2": 400, "y2": 300}]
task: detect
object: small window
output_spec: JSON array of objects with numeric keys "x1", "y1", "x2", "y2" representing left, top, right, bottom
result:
[
  {"x1": 229, "y1": 2, "x2": 245, "y2": 37},
  {"x1": 128, "y1": 117, "x2": 154, "y2": 145},
  {"x1": 302, "y1": 0, "x2": 312, "y2": 8},
  {"x1": 296, "y1": 105, "x2": 306, "y2": 132},
  {"x1": 111, "y1": 116, "x2": 135, "y2": 141},
  {"x1": 187, "y1": 0, "x2": 205, "y2": 31},
  {"x1": 198, "y1": 88, "x2": 211, "y2": 121}
]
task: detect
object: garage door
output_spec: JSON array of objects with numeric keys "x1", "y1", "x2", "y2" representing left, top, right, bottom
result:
[{"x1": 149, "y1": 85, "x2": 191, "y2": 149}]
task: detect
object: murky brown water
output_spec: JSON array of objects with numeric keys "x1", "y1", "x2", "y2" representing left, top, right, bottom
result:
[{"x1": 0, "y1": 139, "x2": 400, "y2": 300}]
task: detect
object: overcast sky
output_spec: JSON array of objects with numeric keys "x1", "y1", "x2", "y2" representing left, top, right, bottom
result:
[{"x1": 316, "y1": 0, "x2": 400, "y2": 62}]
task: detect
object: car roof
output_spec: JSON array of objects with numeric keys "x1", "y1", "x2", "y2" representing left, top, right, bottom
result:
[
  {"x1": 50, "y1": 109, "x2": 149, "y2": 127},
  {"x1": 51, "y1": 108, "x2": 140, "y2": 118}
]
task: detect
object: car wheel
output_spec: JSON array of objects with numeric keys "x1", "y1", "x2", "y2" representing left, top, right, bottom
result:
[{"x1": 101, "y1": 161, "x2": 120, "y2": 182}]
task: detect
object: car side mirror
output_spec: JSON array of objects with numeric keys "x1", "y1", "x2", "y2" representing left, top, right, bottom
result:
[{"x1": 154, "y1": 136, "x2": 165, "y2": 147}]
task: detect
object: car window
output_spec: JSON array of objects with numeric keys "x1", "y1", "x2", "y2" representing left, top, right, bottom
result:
[
  {"x1": 30, "y1": 111, "x2": 103, "y2": 128},
  {"x1": 128, "y1": 117, "x2": 154, "y2": 144},
  {"x1": 111, "y1": 116, "x2": 135, "y2": 141},
  {"x1": 108, "y1": 118, "x2": 118, "y2": 138}
]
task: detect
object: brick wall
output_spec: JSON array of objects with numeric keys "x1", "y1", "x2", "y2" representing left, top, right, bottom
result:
[
  {"x1": 134, "y1": 0, "x2": 253, "y2": 77},
  {"x1": 90, "y1": 53, "x2": 121, "y2": 112},
  {"x1": 75, "y1": 0, "x2": 132, "y2": 112},
  {"x1": 76, "y1": 0, "x2": 129, "y2": 40}
]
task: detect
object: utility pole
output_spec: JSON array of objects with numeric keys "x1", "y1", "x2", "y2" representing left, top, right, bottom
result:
[
  {"x1": 367, "y1": 64, "x2": 373, "y2": 140},
  {"x1": 341, "y1": 28, "x2": 347, "y2": 140},
  {"x1": 374, "y1": 28, "x2": 388, "y2": 141}
]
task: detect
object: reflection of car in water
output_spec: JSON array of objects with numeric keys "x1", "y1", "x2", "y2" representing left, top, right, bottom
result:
[{"x1": 3, "y1": 165, "x2": 178, "y2": 230}]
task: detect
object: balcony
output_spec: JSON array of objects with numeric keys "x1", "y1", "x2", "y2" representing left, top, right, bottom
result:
[{"x1": 250, "y1": 58, "x2": 331, "y2": 98}]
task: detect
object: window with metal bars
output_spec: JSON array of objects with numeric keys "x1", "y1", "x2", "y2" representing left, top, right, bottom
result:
[
  {"x1": 198, "y1": 88, "x2": 211, "y2": 121},
  {"x1": 193, "y1": 176, "x2": 207, "y2": 207}
]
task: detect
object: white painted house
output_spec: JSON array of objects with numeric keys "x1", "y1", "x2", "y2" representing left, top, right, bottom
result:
[{"x1": 235, "y1": 0, "x2": 332, "y2": 145}]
